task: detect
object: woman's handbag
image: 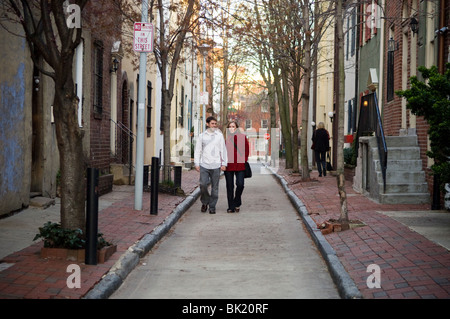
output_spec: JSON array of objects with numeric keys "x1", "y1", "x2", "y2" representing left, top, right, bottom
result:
[
  {"x1": 244, "y1": 162, "x2": 252, "y2": 178},
  {"x1": 326, "y1": 152, "x2": 333, "y2": 171},
  {"x1": 232, "y1": 137, "x2": 252, "y2": 178}
]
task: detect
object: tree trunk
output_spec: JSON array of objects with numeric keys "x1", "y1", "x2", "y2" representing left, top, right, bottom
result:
[
  {"x1": 291, "y1": 76, "x2": 300, "y2": 173},
  {"x1": 282, "y1": 73, "x2": 293, "y2": 169},
  {"x1": 53, "y1": 82, "x2": 86, "y2": 231},
  {"x1": 274, "y1": 71, "x2": 292, "y2": 168},
  {"x1": 300, "y1": 3, "x2": 312, "y2": 180},
  {"x1": 336, "y1": 0, "x2": 349, "y2": 223},
  {"x1": 268, "y1": 84, "x2": 277, "y2": 130}
]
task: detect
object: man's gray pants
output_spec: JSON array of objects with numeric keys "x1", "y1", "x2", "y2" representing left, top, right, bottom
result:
[{"x1": 199, "y1": 166, "x2": 221, "y2": 211}]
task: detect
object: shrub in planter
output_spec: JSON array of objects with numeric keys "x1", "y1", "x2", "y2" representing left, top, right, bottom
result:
[
  {"x1": 33, "y1": 221, "x2": 85, "y2": 249},
  {"x1": 33, "y1": 222, "x2": 115, "y2": 263}
]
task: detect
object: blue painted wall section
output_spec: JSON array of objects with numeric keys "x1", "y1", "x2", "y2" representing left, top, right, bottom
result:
[{"x1": 0, "y1": 63, "x2": 26, "y2": 198}]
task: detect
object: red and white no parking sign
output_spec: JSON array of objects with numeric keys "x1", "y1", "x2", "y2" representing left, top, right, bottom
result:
[{"x1": 133, "y1": 22, "x2": 153, "y2": 52}]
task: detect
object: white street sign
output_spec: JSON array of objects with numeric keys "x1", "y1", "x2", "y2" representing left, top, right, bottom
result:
[{"x1": 133, "y1": 22, "x2": 153, "y2": 52}]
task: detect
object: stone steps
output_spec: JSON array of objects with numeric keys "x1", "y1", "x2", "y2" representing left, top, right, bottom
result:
[
  {"x1": 374, "y1": 135, "x2": 430, "y2": 204},
  {"x1": 379, "y1": 192, "x2": 431, "y2": 204},
  {"x1": 380, "y1": 182, "x2": 429, "y2": 194},
  {"x1": 385, "y1": 135, "x2": 418, "y2": 147},
  {"x1": 111, "y1": 163, "x2": 135, "y2": 185},
  {"x1": 29, "y1": 196, "x2": 55, "y2": 209},
  {"x1": 375, "y1": 159, "x2": 423, "y2": 171}
]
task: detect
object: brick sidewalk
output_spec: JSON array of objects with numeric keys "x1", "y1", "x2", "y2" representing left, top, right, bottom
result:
[
  {"x1": 1, "y1": 163, "x2": 449, "y2": 299},
  {"x1": 277, "y1": 164, "x2": 450, "y2": 299},
  {"x1": 0, "y1": 169, "x2": 200, "y2": 299}
]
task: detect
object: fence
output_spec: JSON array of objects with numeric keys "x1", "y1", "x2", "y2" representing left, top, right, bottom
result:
[{"x1": 143, "y1": 162, "x2": 182, "y2": 193}]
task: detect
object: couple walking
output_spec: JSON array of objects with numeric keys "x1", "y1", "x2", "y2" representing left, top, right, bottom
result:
[{"x1": 194, "y1": 117, "x2": 250, "y2": 214}]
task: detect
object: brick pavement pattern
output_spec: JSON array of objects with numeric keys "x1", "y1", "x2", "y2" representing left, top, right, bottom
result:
[
  {"x1": 0, "y1": 164, "x2": 449, "y2": 299},
  {"x1": 0, "y1": 170, "x2": 200, "y2": 299},
  {"x1": 277, "y1": 164, "x2": 450, "y2": 299}
]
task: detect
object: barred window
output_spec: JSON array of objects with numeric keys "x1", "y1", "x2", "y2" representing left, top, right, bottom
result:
[
  {"x1": 179, "y1": 86, "x2": 184, "y2": 127},
  {"x1": 93, "y1": 40, "x2": 103, "y2": 115}
]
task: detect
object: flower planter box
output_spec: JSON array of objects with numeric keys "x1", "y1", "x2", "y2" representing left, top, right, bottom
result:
[
  {"x1": 97, "y1": 244, "x2": 117, "y2": 263},
  {"x1": 40, "y1": 244, "x2": 117, "y2": 264}
]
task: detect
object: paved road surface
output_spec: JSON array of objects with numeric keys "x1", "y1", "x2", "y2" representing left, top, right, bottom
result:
[{"x1": 110, "y1": 165, "x2": 340, "y2": 299}]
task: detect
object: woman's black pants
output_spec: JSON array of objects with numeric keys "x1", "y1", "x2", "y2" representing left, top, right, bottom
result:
[{"x1": 224, "y1": 170, "x2": 245, "y2": 210}]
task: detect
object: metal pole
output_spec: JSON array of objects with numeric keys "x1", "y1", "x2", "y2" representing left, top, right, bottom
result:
[
  {"x1": 202, "y1": 53, "x2": 206, "y2": 129},
  {"x1": 85, "y1": 167, "x2": 98, "y2": 265},
  {"x1": 134, "y1": 0, "x2": 149, "y2": 210}
]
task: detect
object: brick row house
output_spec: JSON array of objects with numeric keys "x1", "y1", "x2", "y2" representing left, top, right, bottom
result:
[
  {"x1": 230, "y1": 83, "x2": 272, "y2": 160},
  {"x1": 0, "y1": 2, "x2": 123, "y2": 216},
  {"x1": 315, "y1": 0, "x2": 449, "y2": 206},
  {"x1": 0, "y1": 1, "x2": 203, "y2": 216}
]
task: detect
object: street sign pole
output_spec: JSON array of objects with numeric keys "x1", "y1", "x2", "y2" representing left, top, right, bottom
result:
[
  {"x1": 134, "y1": 0, "x2": 149, "y2": 210},
  {"x1": 202, "y1": 58, "x2": 206, "y2": 130}
]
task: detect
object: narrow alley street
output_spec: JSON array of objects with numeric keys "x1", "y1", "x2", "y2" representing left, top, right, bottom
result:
[{"x1": 110, "y1": 164, "x2": 340, "y2": 299}]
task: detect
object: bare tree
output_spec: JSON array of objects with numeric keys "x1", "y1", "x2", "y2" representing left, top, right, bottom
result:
[
  {"x1": 249, "y1": 0, "x2": 295, "y2": 168},
  {"x1": 335, "y1": 0, "x2": 349, "y2": 224},
  {"x1": 3, "y1": 0, "x2": 89, "y2": 231},
  {"x1": 114, "y1": 0, "x2": 197, "y2": 170},
  {"x1": 236, "y1": 0, "x2": 333, "y2": 172},
  {"x1": 299, "y1": 0, "x2": 333, "y2": 181},
  {"x1": 152, "y1": 0, "x2": 196, "y2": 169},
  {"x1": 207, "y1": 0, "x2": 251, "y2": 131}
]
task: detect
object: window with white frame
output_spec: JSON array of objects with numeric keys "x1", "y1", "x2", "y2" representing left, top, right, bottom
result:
[
  {"x1": 261, "y1": 119, "x2": 268, "y2": 129},
  {"x1": 93, "y1": 40, "x2": 103, "y2": 115}
]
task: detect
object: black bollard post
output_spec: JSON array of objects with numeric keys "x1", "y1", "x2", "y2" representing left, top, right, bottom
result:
[
  {"x1": 143, "y1": 165, "x2": 149, "y2": 191},
  {"x1": 150, "y1": 157, "x2": 159, "y2": 215},
  {"x1": 174, "y1": 166, "x2": 182, "y2": 188},
  {"x1": 85, "y1": 167, "x2": 99, "y2": 265}
]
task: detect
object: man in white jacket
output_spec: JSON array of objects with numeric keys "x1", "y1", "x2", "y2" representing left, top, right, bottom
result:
[{"x1": 194, "y1": 116, "x2": 227, "y2": 214}]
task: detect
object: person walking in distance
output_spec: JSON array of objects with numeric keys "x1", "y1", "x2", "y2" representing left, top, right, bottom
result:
[
  {"x1": 224, "y1": 121, "x2": 249, "y2": 213},
  {"x1": 194, "y1": 116, "x2": 227, "y2": 214},
  {"x1": 312, "y1": 122, "x2": 330, "y2": 177}
]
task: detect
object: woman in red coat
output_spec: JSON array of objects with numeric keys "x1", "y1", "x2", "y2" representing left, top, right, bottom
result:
[{"x1": 224, "y1": 121, "x2": 249, "y2": 213}]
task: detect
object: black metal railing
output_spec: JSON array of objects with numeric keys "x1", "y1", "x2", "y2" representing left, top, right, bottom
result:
[
  {"x1": 146, "y1": 163, "x2": 183, "y2": 195},
  {"x1": 355, "y1": 92, "x2": 388, "y2": 192}
]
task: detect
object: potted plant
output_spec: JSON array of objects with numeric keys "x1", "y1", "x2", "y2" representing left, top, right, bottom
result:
[{"x1": 33, "y1": 221, "x2": 116, "y2": 263}]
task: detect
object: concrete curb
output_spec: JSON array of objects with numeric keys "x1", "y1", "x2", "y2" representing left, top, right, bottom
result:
[
  {"x1": 266, "y1": 165, "x2": 362, "y2": 299},
  {"x1": 83, "y1": 187, "x2": 201, "y2": 299}
]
